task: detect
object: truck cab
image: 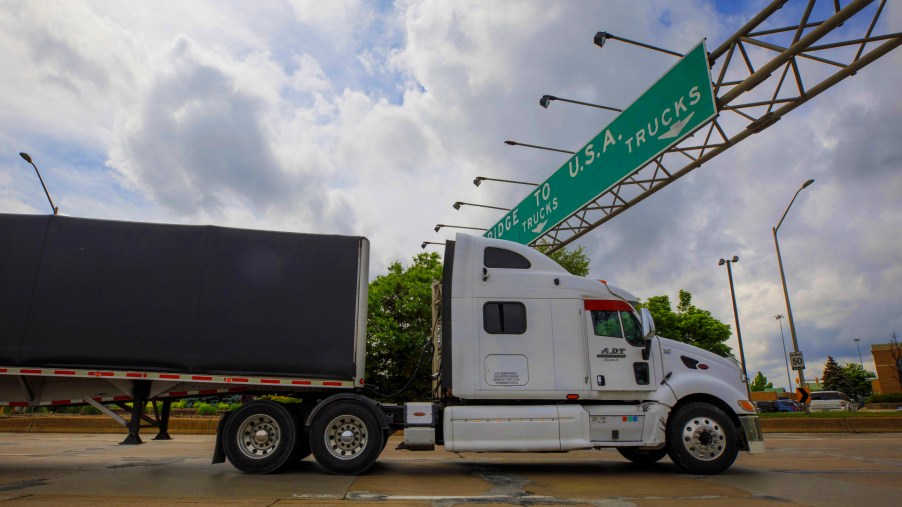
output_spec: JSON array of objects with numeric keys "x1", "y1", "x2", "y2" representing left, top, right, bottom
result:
[{"x1": 424, "y1": 234, "x2": 763, "y2": 474}]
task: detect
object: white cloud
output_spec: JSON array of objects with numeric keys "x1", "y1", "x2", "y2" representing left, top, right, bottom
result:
[{"x1": 1, "y1": 0, "x2": 899, "y2": 391}]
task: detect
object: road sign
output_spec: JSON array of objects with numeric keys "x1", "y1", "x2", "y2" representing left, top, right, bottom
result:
[
  {"x1": 796, "y1": 386, "x2": 810, "y2": 404},
  {"x1": 485, "y1": 40, "x2": 717, "y2": 245},
  {"x1": 789, "y1": 351, "x2": 805, "y2": 371}
]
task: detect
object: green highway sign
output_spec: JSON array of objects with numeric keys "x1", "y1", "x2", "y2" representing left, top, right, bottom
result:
[{"x1": 486, "y1": 40, "x2": 717, "y2": 244}]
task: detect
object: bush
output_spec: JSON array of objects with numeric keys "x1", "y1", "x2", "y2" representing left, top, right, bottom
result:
[
  {"x1": 79, "y1": 405, "x2": 101, "y2": 415},
  {"x1": 866, "y1": 393, "x2": 902, "y2": 403},
  {"x1": 195, "y1": 403, "x2": 218, "y2": 416}
]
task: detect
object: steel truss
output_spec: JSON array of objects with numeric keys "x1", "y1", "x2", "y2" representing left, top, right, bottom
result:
[{"x1": 537, "y1": 0, "x2": 900, "y2": 252}]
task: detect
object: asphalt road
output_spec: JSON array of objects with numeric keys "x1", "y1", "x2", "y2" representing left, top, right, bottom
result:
[{"x1": 0, "y1": 432, "x2": 900, "y2": 506}]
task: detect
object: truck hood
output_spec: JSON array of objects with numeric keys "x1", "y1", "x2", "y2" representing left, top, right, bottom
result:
[{"x1": 657, "y1": 337, "x2": 742, "y2": 374}]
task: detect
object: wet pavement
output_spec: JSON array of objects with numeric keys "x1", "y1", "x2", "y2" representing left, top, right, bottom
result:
[{"x1": 0, "y1": 432, "x2": 900, "y2": 506}]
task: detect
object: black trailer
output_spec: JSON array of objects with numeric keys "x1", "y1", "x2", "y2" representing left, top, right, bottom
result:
[{"x1": 0, "y1": 213, "x2": 392, "y2": 473}]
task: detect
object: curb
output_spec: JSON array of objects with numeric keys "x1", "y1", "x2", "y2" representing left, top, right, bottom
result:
[
  {"x1": 0, "y1": 416, "x2": 219, "y2": 434},
  {"x1": 760, "y1": 416, "x2": 902, "y2": 433},
  {"x1": 2, "y1": 415, "x2": 902, "y2": 434}
]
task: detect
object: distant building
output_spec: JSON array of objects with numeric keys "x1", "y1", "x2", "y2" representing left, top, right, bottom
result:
[{"x1": 871, "y1": 343, "x2": 902, "y2": 395}]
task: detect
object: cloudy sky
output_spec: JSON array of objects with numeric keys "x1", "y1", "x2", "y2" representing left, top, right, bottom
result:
[{"x1": 1, "y1": 0, "x2": 899, "y2": 390}]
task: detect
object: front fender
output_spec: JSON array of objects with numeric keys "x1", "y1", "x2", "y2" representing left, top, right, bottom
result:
[{"x1": 665, "y1": 371, "x2": 753, "y2": 417}]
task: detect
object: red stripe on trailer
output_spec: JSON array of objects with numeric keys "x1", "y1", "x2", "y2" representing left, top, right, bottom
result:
[
  {"x1": 89, "y1": 371, "x2": 114, "y2": 377},
  {"x1": 10, "y1": 402, "x2": 29, "y2": 407},
  {"x1": 54, "y1": 370, "x2": 76, "y2": 375},
  {"x1": 323, "y1": 381, "x2": 342, "y2": 387},
  {"x1": 192, "y1": 376, "x2": 213, "y2": 381},
  {"x1": 292, "y1": 380, "x2": 312, "y2": 385},
  {"x1": 126, "y1": 372, "x2": 146, "y2": 378},
  {"x1": 0, "y1": 368, "x2": 7, "y2": 372},
  {"x1": 261, "y1": 379, "x2": 280, "y2": 384},
  {"x1": 21, "y1": 369, "x2": 42, "y2": 374},
  {"x1": 51, "y1": 400, "x2": 71, "y2": 405},
  {"x1": 199, "y1": 389, "x2": 217, "y2": 395},
  {"x1": 226, "y1": 378, "x2": 249, "y2": 383},
  {"x1": 583, "y1": 299, "x2": 634, "y2": 312},
  {"x1": 113, "y1": 396, "x2": 130, "y2": 401},
  {"x1": 159, "y1": 374, "x2": 180, "y2": 380}
]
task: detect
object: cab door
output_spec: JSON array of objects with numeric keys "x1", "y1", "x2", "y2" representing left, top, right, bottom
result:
[{"x1": 584, "y1": 300, "x2": 654, "y2": 392}]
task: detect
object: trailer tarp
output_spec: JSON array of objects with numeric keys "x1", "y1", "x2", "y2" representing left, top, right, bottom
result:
[{"x1": 0, "y1": 214, "x2": 364, "y2": 379}]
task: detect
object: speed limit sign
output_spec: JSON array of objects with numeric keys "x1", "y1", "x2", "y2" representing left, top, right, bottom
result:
[{"x1": 789, "y1": 351, "x2": 805, "y2": 371}]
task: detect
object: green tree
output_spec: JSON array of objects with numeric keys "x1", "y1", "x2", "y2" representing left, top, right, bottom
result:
[
  {"x1": 537, "y1": 243, "x2": 590, "y2": 276},
  {"x1": 750, "y1": 371, "x2": 773, "y2": 391},
  {"x1": 637, "y1": 290, "x2": 733, "y2": 357},
  {"x1": 842, "y1": 363, "x2": 876, "y2": 400},
  {"x1": 365, "y1": 252, "x2": 443, "y2": 401},
  {"x1": 821, "y1": 356, "x2": 851, "y2": 393}
]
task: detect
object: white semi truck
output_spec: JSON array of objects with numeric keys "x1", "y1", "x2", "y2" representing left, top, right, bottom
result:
[{"x1": 0, "y1": 214, "x2": 763, "y2": 476}]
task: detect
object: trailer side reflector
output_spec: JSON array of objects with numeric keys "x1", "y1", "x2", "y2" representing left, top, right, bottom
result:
[{"x1": 566, "y1": 394, "x2": 579, "y2": 400}]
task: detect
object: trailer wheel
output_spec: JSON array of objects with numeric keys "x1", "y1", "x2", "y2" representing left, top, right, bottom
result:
[
  {"x1": 223, "y1": 401, "x2": 298, "y2": 474},
  {"x1": 617, "y1": 447, "x2": 668, "y2": 464},
  {"x1": 666, "y1": 402, "x2": 738, "y2": 475},
  {"x1": 310, "y1": 401, "x2": 384, "y2": 475}
]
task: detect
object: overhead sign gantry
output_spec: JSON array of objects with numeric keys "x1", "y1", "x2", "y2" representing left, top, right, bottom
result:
[
  {"x1": 486, "y1": 41, "x2": 716, "y2": 245},
  {"x1": 480, "y1": 0, "x2": 900, "y2": 252}
]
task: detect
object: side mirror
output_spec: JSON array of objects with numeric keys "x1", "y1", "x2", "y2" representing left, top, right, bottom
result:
[{"x1": 640, "y1": 308, "x2": 656, "y2": 341}]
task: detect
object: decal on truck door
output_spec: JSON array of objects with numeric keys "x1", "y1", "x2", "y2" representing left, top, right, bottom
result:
[{"x1": 584, "y1": 299, "x2": 655, "y2": 392}]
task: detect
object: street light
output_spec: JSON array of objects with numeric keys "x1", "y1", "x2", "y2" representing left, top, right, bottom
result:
[
  {"x1": 19, "y1": 152, "x2": 58, "y2": 215},
  {"x1": 504, "y1": 140, "x2": 575, "y2": 155},
  {"x1": 773, "y1": 178, "x2": 815, "y2": 390},
  {"x1": 775, "y1": 314, "x2": 792, "y2": 392},
  {"x1": 719, "y1": 256, "x2": 749, "y2": 396},
  {"x1": 853, "y1": 338, "x2": 863, "y2": 368},
  {"x1": 593, "y1": 31, "x2": 684, "y2": 58},
  {"x1": 453, "y1": 201, "x2": 510, "y2": 212},
  {"x1": 421, "y1": 241, "x2": 445, "y2": 250},
  {"x1": 473, "y1": 176, "x2": 538, "y2": 187},
  {"x1": 434, "y1": 224, "x2": 487, "y2": 233},
  {"x1": 539, "y1": 95, "x2": 623, "y2": 113}
]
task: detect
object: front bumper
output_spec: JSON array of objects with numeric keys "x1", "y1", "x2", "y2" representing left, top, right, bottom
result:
[{"x1": 738, "y1": 415, "x2": 765, "y2": 454}]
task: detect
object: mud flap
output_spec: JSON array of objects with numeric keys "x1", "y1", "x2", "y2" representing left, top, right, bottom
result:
[{"x1": 211, "y1": 411, "x2": 232, "y2": 464}]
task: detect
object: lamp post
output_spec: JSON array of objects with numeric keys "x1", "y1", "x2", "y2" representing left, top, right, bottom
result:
[
  {"x1": 19, "y1": 152, "x2": 58, "y2": 215},
  {"x1": 773, "y1": 178, "x2": 814, "y2": 390},
  {"x1": 453, "y1": 201, "x2": 510, "y2": 212},
  {"x1": 421, "y1": 241, "x2": 445, "y2": 250},
  {"x1": 473, "y1": 176, "x2": 538, "y2": 187},
  {"x1": 539, "y1": 95, "x2": 622, "y2": 113},
  {"x1": 853, "y1": 338, "x2": 863, "y2": 368},
  {"x1": 504, "y1": 140, "x2": 574, "y2": 155},
  {"x1": 593, "y1": 31, "x2": 683, "y2": 57},
  {"x1": 719, "y1": 256, "x2": 749, "y2": 396},
  {"x1": 776, "y1": 314, "x2": 792, "y2": 392},
  {"x1": 434, "y1": 224, "x2": 487, "y2": 233}
]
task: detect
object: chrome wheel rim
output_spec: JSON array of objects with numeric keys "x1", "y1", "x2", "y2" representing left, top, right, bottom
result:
[
  {"x1": 324, "y1": 414, "x2": 368, "y2": 460},
  {"x1": 681, "y1": 416, "x2": 725, "y2": 461},
  {"x1": 237, "y1": 414, "x2": 281, "y2": 460}
]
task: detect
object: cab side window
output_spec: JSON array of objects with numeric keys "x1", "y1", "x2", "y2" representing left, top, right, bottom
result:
[
  {"x1": 484, "y1": 247, "x2": 531, "y2": 269},
  {"x1": 484, "y1": 302, "x2": 527, "y2": 334},
  {"x1": 591, "y1": 310, "x2": 644, "y2": 347},
  {"x1": 592, "y1": 310, "x2": 622, "y2": 338}
]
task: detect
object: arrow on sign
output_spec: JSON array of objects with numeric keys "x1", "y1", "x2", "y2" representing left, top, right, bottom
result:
[{"x1": 796, "y1": 387, "x2": 810, "y2": 404}]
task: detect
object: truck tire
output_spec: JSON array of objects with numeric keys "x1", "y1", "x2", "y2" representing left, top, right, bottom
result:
[
  {"x1": 223, "y1": 400, "x2": 299, "y2": 474},
  {"x1": 666, "y1": 402, "x2": 738, "y2": 475},
  {"x1": 309, "y1": 401, "x2": 384, "y2": 475},
  {"x1": 617, "y1": 447, "x2": 668, "y2": 464}
]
